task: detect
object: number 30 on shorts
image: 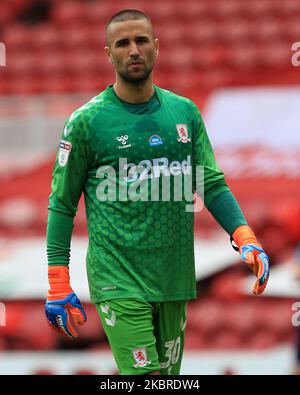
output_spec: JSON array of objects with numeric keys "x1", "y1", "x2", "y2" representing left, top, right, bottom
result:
[{"x1": 160, "y1": 337, "x2": 181, "y2": 369}]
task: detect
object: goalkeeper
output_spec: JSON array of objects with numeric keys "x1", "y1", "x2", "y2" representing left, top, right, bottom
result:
[{"x1": 45, "y1": 9, "x2": 269, "y2": 375}]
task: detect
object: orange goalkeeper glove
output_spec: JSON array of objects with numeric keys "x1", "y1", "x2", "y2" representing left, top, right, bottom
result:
[
  {"x1": 232, "y1": 225, "x2": 270, "y2": 295},
  {"x1": 45, "y1": 266, "x2": 87, "y2": 338}
]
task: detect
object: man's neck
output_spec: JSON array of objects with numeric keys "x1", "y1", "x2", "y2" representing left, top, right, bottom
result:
[{"x1": 113, "y1": 78, "x2": 155, "y2": 104}]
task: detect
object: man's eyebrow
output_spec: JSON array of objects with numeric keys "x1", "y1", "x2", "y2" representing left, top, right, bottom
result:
[
  {"x1": 114, "y1": 35, "x2": 150, "y2": 46},
  {"x1": 135, "y1": 35, "x2": 150, "y2": 40}
]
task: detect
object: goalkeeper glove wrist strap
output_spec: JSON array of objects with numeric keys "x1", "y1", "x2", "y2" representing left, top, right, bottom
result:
[
  {"x1": 47, "y1": 265, "x2": 73, "y2": 300},
  {"x1": 231, "y1": 225, "x2": 262, "y2": 249}
]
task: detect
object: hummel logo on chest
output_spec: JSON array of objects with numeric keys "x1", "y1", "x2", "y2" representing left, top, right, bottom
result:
[{"x1": 116, "y1": 134, "x2": 132, "y2": 149}]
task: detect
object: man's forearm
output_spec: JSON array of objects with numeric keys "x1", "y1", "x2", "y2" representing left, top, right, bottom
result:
[{"x1": 47, "y1": 209, "x2": 74, "y2": 266}]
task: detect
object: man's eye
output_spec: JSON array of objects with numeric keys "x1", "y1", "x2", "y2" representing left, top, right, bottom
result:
[
  {"x1": 117, "y1": 41, "x2": 127, "y2": 47},
  {"x1": 137, "y1": 38, "x2": 148, "y2": 43}
]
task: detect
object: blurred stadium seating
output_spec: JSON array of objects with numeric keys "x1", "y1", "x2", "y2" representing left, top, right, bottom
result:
[
  {"x1": 0, "y1": 0, "x2": 299, "y2": 375},
  {"x1": 0, "y1": 0, "x2": 300, "y2": 95}
]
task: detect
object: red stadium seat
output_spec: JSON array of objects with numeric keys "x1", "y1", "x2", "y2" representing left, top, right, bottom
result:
[
  {"x1": 7, "y1": 0, "x2": 28, "y2": 14},
  {"x1": 184, "y1": 331, "x2": 210, "y2": 350},
  {"x1": 72, "y1": 75, "x2": 108, "y2": 93},
  {"x1": 285, "y1": 18, "x2": 300, "y2": 42},
  {"x1": 3, "y1": 302, "x2": 58, "y2": 350},
  {"x1": 38, "y1": 53, "x2": 66, "y2": 76},
  {"x1": 0, "y1": 3, "x2": 14, "y2": 25},
  {"x1": 241, "y1": 0, "x2": 274, "y2": 18},
  {"x1": 212, "y1": 329, "x2": 243, "y2": 349},
  {"x1": 194, "y1": 47, "x2": 227, "y2": 70},
  {"x1": 84, "y1": 2, "x2": 119, "y2": 25},
  {"x1": 31, "y1": 25, "x2": 61, "y2": 51},
  {"x1": 156, "y1": 24, "x2": 187, "y2": 47},
  {"x1": 218, "y1": 20, "x2": 252, "y2": 44},
  {"x1": 60, "y1": 26, "x2": 106, "y2": 51},
  {"x1": 259, "y1": 42, "x2": 290, "y2": 69},
  {"x1": 171, "y1": 72, "x2": 203, "y2": 95},
  {"x1": 188, "y1": 299, "x2": 227, "y2": 335},
  {"x1": 225, "y1": 303, "x2": 261, "y2": 336},
  {"x1": 158, "y1": 46, "x2": 196, "y2": 72},
  {"x1": 280, "y1": 0, "x2": 300, "y2": 16},
  {"x1": 0, "y1": 78, "x2": 14, "y2": 95},
  {"x1": 187, "y1": 22, "x2": 219, "y2": 45},
  {"x1": 7, "y1": 52, "x2": 39, "y2": 77},
  {"x1": 252, "y1": 19, "x2": 283, "y2": 43},
  {"x1": 57, "y1": 27, "x2": 96, "y2": 50},
  {"x1": 51, "y1": 2, "x2": 84, "y2": 25},
  {"x1": 257, "y1": 302, "x2": 293, "y2": 337},
  {"x1": 63, "y1": 51, "x2": 105, "y2": 76},
  {"x1": 179, "y1": 1, "x2": 211, "y2": 22},
  {"x1": 210, "y1": 272, "x2": 244, "y2": 299},
  {"x1": 3, "y1": 24, "x2": 34, "y2": 51},
  {"x1": 41, "y1": 75, "x2": 73, "y2": 93},
  {"x1": 225, "y1": 44, "x2": 262, "y2": 71},
  {"x1": 208, "y1": 0, "x2": 242, "y2": 20},
  {"x1": 144, "y1": 1, "x2": 178, "y2": 22},
  {"x1": 246, "y1": 330, "x2": 278, "y2": 349},
  {"x1": 9, "y1": 77, "x2": 42, "y2": 94}
]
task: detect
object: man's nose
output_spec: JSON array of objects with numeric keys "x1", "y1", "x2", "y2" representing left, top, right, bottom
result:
[{"x1": 128, "y1": 42, "x2": 140, "y2": 57}]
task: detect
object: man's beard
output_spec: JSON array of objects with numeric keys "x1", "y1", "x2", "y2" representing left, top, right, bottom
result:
[{"x1": 118, "y1": 65, "x2": 153, "y2": 84}]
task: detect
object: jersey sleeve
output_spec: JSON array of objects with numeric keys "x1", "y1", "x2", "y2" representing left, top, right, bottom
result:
[
  {"x1": 191, "y1": 102, "x2": 230, "y2": 207},
  {"x1": 48, "y1": 111, "x2": 92, "y2": 217},
  {"x1": 47, "y1": 111, "x2": 92, "y2": 266}
]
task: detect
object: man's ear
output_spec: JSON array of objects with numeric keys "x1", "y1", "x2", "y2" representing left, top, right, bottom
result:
[
  {"x1": 154, "y1": 38, "x2": 159, "y2": 57},
  {"x1": 105, "y1": 46, "x2": 113, "y2": 64}
]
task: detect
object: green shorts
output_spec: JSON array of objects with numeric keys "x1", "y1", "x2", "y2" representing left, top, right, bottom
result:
[{"x1": 95, "y1": 299, "x2": 187, "y2": 375}]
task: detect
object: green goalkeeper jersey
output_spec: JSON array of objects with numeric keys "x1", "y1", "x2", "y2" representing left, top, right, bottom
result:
[{"x1": 48, "y1": 85, "x2": 229, "y2": 303}]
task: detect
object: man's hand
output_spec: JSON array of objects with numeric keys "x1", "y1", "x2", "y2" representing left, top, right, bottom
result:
[
  {"x1": 240, "y1": 244, "x2": 270, "y2": 295},
  {"x1": 232, "y1": 225, "x2": 270, "y2": 296},
  {"x1": 45, "y1": 266, "x2": 87, "y2": 338}
]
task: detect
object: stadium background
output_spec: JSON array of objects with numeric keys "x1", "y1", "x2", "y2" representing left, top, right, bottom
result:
[{"x1": 0, "y1": 0, "x2": 300, "y2": 375}]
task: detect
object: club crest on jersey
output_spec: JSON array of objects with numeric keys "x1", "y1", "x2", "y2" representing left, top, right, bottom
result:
[
  {"x1": 176, "y1": 124, "x2": 190, "y2": 143},
  {"x1": 132, "y1": 348, "x2": 151, "y2": 368},
  {"x1": 58, "y1": 140, "x2": 72, "y2": 167}
]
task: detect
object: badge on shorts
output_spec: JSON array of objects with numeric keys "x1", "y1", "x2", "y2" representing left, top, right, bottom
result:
[
  {"x1": 132, "y1": 348, "x2": 151, "y2": 368},
  {"x1": 58, "y1": 140, "x2": 72, "y2": 167}
]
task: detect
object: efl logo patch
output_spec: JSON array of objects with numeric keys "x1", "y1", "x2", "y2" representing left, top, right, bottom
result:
[
  {"x1": 149, "y1": 135, "x2": 163, "y2": 146},
  {"x1": 132, "y1": 348, "x2": 151, "y2": 368},
  {"x1": 58, "y1": 140, "x2": 72, "y2": 167},
  {"x1": 176, "y1": 124, "x2": 190, "y2": 143}
]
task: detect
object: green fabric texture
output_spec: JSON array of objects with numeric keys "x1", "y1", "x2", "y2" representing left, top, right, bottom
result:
[
  {"x1": 207, "y1": 190, "x2": 248, "y2": 235},
  {"x1": 46, "y1": 209, "x2": 74, "y2": 266},
  {"x1": 47, "y1": 84, "x2": 230, "y2": 303}
]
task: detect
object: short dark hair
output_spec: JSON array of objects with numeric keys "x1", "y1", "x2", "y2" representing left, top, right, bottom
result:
[
  {"x1": 106, "y1": 9, "x2": 151, "y2": 29},
  {"x1": 105, "y1": 9, "x2": 154, "y2": 45}
]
